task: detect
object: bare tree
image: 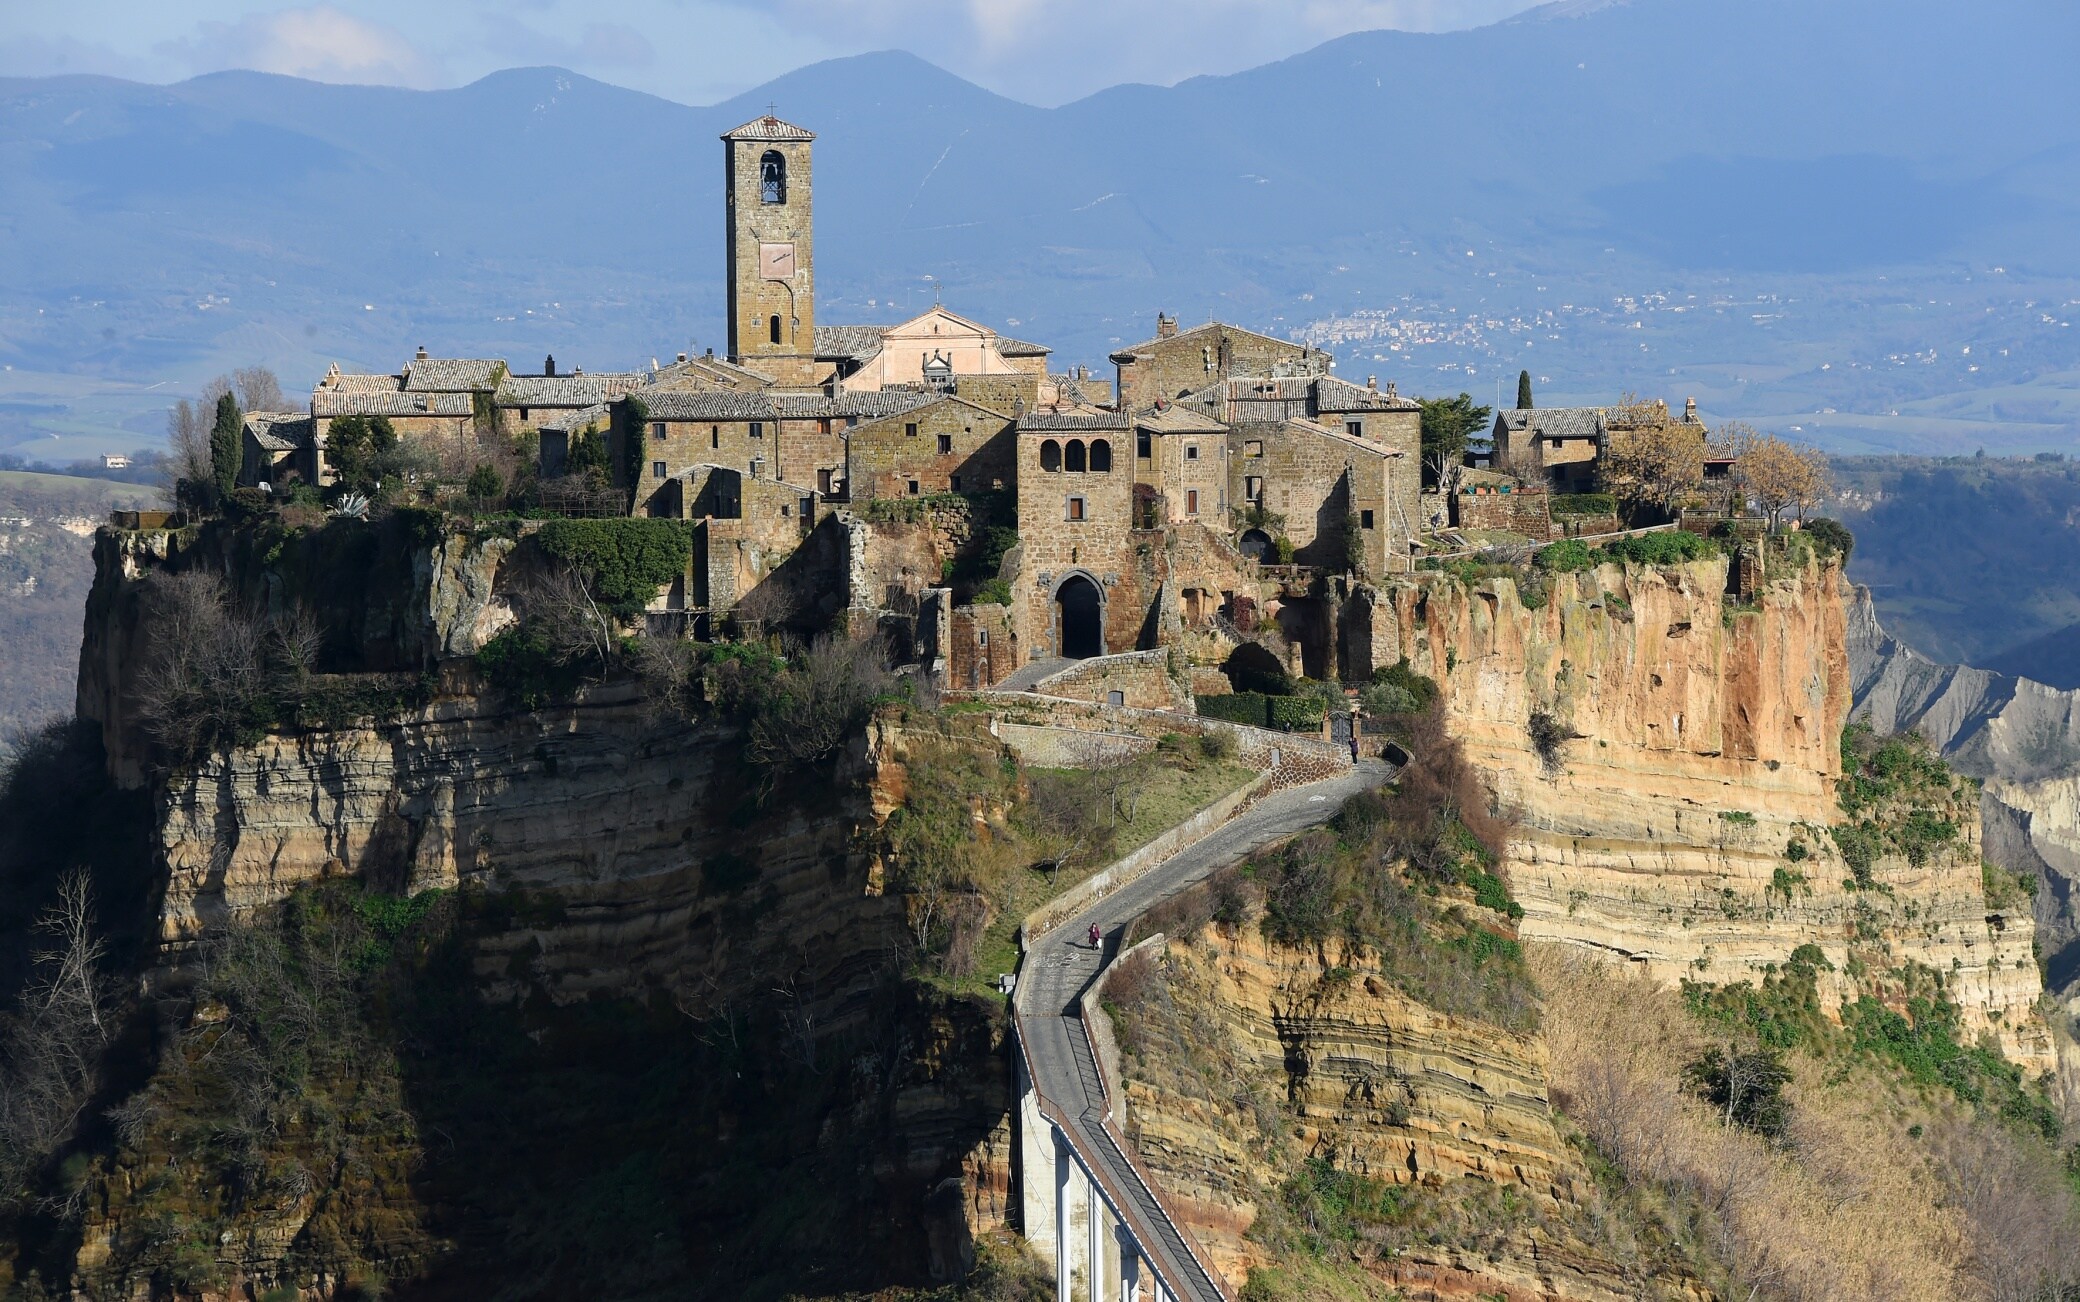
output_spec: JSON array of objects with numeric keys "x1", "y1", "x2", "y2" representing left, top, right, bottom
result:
[
  {"x1": 130, "y1": 569, "x2": 265, "y2": 756},
  {"x1": 1600, "y1": 401, "x2": 1707, "y2": 518},
  {"x1": 233, "y1": 366, "x2": 286, "y2": 415},
  {"x1": 267, "y1": 604, "x2": 327, "y2": 685},
  {"x1": 0, "y1": 868, "x2": 114, "y2": 1214},
  {"x1": 1725, "y1": 427, "x2": 1831, "y2": 532},
  {"x1": 516, "y1": 565, "x2": 619, "y2": 672},
  {"x1": 729, "y1": 578, "x2": 800, "y2": 640},
  {"x1": 743, "y1": 635, "x2": 898, "y2": 771}
]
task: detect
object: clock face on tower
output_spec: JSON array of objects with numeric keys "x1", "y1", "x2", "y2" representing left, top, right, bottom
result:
[{"x1": 759, "y1": 242, "x2": 796, "y2": 281}]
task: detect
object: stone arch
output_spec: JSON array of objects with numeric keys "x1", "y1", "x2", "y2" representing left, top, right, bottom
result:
[
  {"x1": 1089, "y1": 439, "x2": 1112, "y2": 472},
  {"x1": 1065, "y1": 439, "x2": 1087, "y2": 473},
  {"x1": 1039, "y1": 439, "x2": 1062, "y2": 472},
  {"x1": 1238, "y1": 528, "x2": 1273, "y2": 560},
  {"x1": 1053, "y1": 571, "x2": 1105, "y2": 659},
  {"x1": 760, "y1": 150, "x2": 787, "y2": 204}
]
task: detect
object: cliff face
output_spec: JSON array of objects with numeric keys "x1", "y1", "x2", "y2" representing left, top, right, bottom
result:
[
  {"x1": 1369, "y1": 558, "x2": 2054, "y2": 1075},
  {"x1": 1116, "y1": 927, "x2": 1701, "y2": 1302}
]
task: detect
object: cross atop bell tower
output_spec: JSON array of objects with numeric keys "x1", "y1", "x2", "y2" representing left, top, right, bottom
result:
[{"x1": 723, "y1": 113, "x2": 819, "y2": 384}]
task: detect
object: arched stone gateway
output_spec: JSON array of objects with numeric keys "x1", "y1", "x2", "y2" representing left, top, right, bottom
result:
[
  {"x1": 1238, "y1": 528, "x2": 1273, "y2": 560},
  {"x1": 1054, "y1": 573, "x2": 1105, "y2": 659}
]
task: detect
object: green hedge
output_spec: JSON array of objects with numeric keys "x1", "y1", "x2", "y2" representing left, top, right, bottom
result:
[
  {"x1": 1536, "y1": 529, "x2": 1720, "y2": 572},
  {"x1": 1195, "y1": 692, "x2": 1325, "y2": 732},
  {"x1": 535, "y1": 517, "x2": 692, "y2": 612},
  {"x1": 1549, "y1": 492, "x2": 1617, "y2": 516}
]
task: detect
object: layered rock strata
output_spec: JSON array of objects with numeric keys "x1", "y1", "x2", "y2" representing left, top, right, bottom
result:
[
  {"x1": 1116, "y1": 927, "x2": 1697, "y2": 1302},
  {"x1": 1368, "y1": 557, "x2": 2053, "y2": 1074}
]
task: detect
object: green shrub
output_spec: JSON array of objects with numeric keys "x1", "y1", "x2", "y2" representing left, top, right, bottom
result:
[
  {"x1": 1683, "y1": 1046, "x2": 1792, "y2": 1139},
  {"x1": 1549, "y1": 492, "x2": 1617, "y2": 516},
  {"x1": 536, "y1": 518, "x2": 692, "y2": 613},
  {"x1": 1803, "y1": 516, "x2": 1854, "y2": 560},
  {"x1": 971, "y1": 577, "x2": 1011, "y2": 606},
  {"x1": 476, "y1": 626, "x2": 586, "y2": 709},
  {"x1": 1197, "y1": 692, "x2": 1269, "y2": 727},
  {"x1": 1719, "y1": 810, "x2": 1757, "y2": 827},
  {"x1": 1368, "y1": 659, "x2": 1439, "y2": 712},
  {"x1": 1534, "y1": 538, "x2": 1595, "y2": 571},
  {"x1": 1266, "y1": 694, "x2": 1325, "y2": 732}
]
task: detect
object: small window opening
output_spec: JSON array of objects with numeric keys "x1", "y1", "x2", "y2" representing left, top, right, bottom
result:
[
  {"x1": 938, "y1": 434, "x2": 953, "y2": 453},
  {"x1": 1066, "y1": 496, "x2": 1086, "y2": 522},
  {"x1": 1186, "y1": 489, "x2": 1199, "y2": 515},
  {"x1": 1185, "y1": 444, "x2": 1200, "y2": 461},
  {"x1": 1347, "y1": 420, "x2": 1364, "y2": 439},
  {"x1": 1065, "y1": 440, "x2": 1087, "y2": 472},
  {"x1": 760, "y1": 150, "x2": 786, "y2": 204},
  {"x1": 769, "y1": 314, "x2": 782, "y2": 345},
  {"x1": 1361, "y1": 509, "x2": 1375, "y2": 529},
  {"x1": 907, "y1": 479, "x2": 920, "y2": 496},
  {"x1": 652, "y1": 461, "x2": 667, "y2": 479}
]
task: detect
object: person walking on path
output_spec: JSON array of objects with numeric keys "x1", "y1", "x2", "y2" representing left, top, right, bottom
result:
[{"x1": 1088, "y1": 922, "x2": 1103, "y2": 951}]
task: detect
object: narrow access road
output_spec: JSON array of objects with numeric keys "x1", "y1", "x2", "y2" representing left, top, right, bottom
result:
[{"x1": 1014, "y1": 759, "x2": 1392, "y2": 1302}]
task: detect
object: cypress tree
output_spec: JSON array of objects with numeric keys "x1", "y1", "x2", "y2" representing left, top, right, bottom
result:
[
  {"x1": 210, "y1": 391, "x2": 242, "y2": 499},
  {"x1": 1516, "y1": 369, "x2": 1534, "y2": 410}
]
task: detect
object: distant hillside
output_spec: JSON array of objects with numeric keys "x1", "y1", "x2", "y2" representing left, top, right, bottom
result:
[
  {"x1": 0, "y1": 471, "x2": 155, "y2": 746},
  {"x1": 2, "y1": 0, "x2": 2078, "y2": 457},
  {"x1": 1834, "y1": 455, "x2": 2080, "y2": 681}
]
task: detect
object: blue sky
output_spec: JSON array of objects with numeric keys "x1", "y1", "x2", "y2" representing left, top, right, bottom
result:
[{"x1": 0, "y1": 0, "x2": 1546, "y2": 106}]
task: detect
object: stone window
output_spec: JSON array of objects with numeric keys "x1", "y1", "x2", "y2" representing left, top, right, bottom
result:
[
  {"x1": 950, "y1": 475, "x2": 962, "y2": 491},
  {"x1": 1361, "y1": 509, "x2": 1375, "y2": 529},
  {"x1": 1066, "y1": 495, "x2": 1086, "y2": 522},
  {"x1": 1244, "y1": 440, "x2": 1263, "y2": 457},
  {"x1": 652, "y1": 422, "x2": 667, "y2": 440},
  {"x1": 781, "y1": 503, "x2": 790, "y2": 517},
  {"x1": 653, "y1": 461, "x2": 667, "y2": 479},
  {"x1": 1246, "y1": 475, "x2": 1263, "y2": 501},
  {"x1": 908, "y1": 479, "x2": 920, "y2": 496},
  {"x1": 1065, "y1": 440, "x2": 1087, "y2": 472},
  {"x1": 1040, "y1": 439, "x2": 1062, "y2": 471},
  {"x1": 711, "y1": 425, "x2": 720, "y2": 449},
  {"x1": 769, "y1": 314, "x2": 783, "y2": 345},
  {"x1": 978, "y1": 629, "x2": 988, "y2": 646},
  {"x1": 1090, "y1": 439, "x2": 1112, "y2": 472},
  {"x1": 1185, "y1": 444, "x2": 1199, "y2": 461},
  {"x1": 760, "y1": 150, "x2": 786, "y2": 204},
  {"x1": 906, "y1": 422, "x2": 919, "y2": 437},
  {"x1": 750, "y1": 422, "x2": 764, "y2": 439},
  {"x1": 1186, "y1": 489, "x2": 1199, "y2": 515},
  {"x1": 938, "y1": 434, "x2": 953, "y2": 453},
  {"x1": 818, "y1": 418, "x2": 833, "y2": 435},
  {"x1": 1107, "y1": 690, "x2": 1125, "y2": 707},
  {"x1": 1136, "y1": 430, "x2": 1151, "y2": 459},
  {"x1": 1347, "y1": 420, "x2": 1364, "y2": 439},
  {"x1": 519, "y1": 406, "x2": 530, "y2": 421}
]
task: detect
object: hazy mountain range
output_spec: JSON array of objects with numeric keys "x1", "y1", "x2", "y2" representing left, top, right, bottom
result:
[{"x1": 2, "y1": 0, "x2": 2078, "y2": 459}]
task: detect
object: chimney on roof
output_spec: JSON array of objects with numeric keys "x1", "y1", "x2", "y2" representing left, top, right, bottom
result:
[
  {"x1": 1077, "y1": 364, "x2": 1089, "y2": 381},
  {"x1": 1156, "y1": 313, "x2": 1177, "y2": 340},
  {"x1": 415, "y1": 346, "x2": 429, "y2": 361},
  {"x1": 1367, "y1": 375, "x2": 1378, "y2": 391},
  {"x1": 544, "y1": 354, "x2": 557, "y2": 377},
  {"x1": 706, "y1": 348, "x2": 715, "y2": 359},
  {"x1": 572, "y1": 366, "x2": 583, "y2": 376},
  {"x1": 677, "y1": 352, "x2": 688, "y2": 363},
  {"x1": 1385, "y1": 381, "x2": 1397, "y2": 397},
  {"x1": 1684, "y1": 396, "x2": 1699, "y2": 423}
]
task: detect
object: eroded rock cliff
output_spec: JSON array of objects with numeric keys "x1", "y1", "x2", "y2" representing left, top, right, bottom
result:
[{"x1": 1368, "y1": 556, "x2": 2053, "y2": 1075}]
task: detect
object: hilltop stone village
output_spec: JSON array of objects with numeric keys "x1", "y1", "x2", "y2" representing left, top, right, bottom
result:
[{"x1": 228, "y1": 114, "x2": 1749, "y2": 694}]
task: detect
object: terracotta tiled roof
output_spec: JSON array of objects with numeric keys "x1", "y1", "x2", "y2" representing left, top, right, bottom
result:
[
  {"x1": 641, "y1": 391, "x2": 778, "y2": 421},
  {"x1": 242, "y1": 412, "x2": 311, "y2": 451},
  {"x1": 1312, "y1": 375, "x2": 1419, "y2": 413},
  {"x1": 313, "y1": 389, "x2": 473, "y2": 418},
  {"x1": 403, "y1": 358, "x2": 505, "y2": 392},
  {"x1": 1497, "y1": 407, "x2": 1608, "y2": 440},
  {"x1": 721, "y1": 114, "x2": 815, "y2": 141},
  {"x1": 1108, "y1": 319, "x2": 1299, "y2": 362},
  {"x1": 1018, "y1": 409, "x2": 1129, "y2": 432},
  {"x1": 495, "y1": 375, "x2": 640, "y2": 407},
  {"x1": 1133, "y1": 406, "x2": 1228, "y2": 435},
  {"x1": 814, "y1": 325, "x2": 889, "y2": 364},
  {"x1": 995, "y1": 336, "x2": 1051, "y2": 357}
]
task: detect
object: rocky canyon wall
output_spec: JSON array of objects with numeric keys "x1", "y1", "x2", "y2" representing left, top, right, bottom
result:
[{"x1": 1368, "y1": 557, "x2": 2054, "y2": 1075}]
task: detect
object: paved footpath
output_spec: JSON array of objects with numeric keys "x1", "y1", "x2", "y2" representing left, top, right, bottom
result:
[{"x1": 1013, "y1": 759, "x2": 1392, "y2": 1302}]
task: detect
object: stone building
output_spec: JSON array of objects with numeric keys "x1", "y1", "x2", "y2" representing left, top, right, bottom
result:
[
  {"x1": 1184, "y1": 374, "x2": 1421, "y2": 573},
  {"x1": 495, "y1": 366, "x2": 643, "y2": 434},
  {"x1": 844, "y1": 394, "x2": 1015, "y2": 501},
  {"x1": 1012, "y1": 409, "x2": 1138, "y2": 660},
  {"x1": 237, "y1": 413, "x2": 315, "y2": 488},
  {"x1": 1109, "y1": 315, "x2": 1332, "y2": 411},
  {"x1": 1130, "y1": 405, "x2": 1229, "y2": 525},
  {"x1": 1491, "y1": 397, "x2": 1706, "y2": 494}
]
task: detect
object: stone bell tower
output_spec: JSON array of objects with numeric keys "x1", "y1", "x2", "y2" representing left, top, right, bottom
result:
[{"x1": 723, "y1": 114, "x2": 820, "y2": 385}]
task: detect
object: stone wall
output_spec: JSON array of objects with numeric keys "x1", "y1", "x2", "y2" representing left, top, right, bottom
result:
[
  {"x1": 847, "y1": 397, "x2": 1015, "y2": 501},
  {"x1": 947, "y1": 602, "x2": 1017, "y2": 689},
  {"x1": 1454, "y1": 488, "x2": 1552, "y2": 537},
  {"x1": 1031, "y1": 650, "x2": 1192, "y2": 711},
  {"x1": 1012, "y1": 428, "x2": 1149, "y2": 660}
]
